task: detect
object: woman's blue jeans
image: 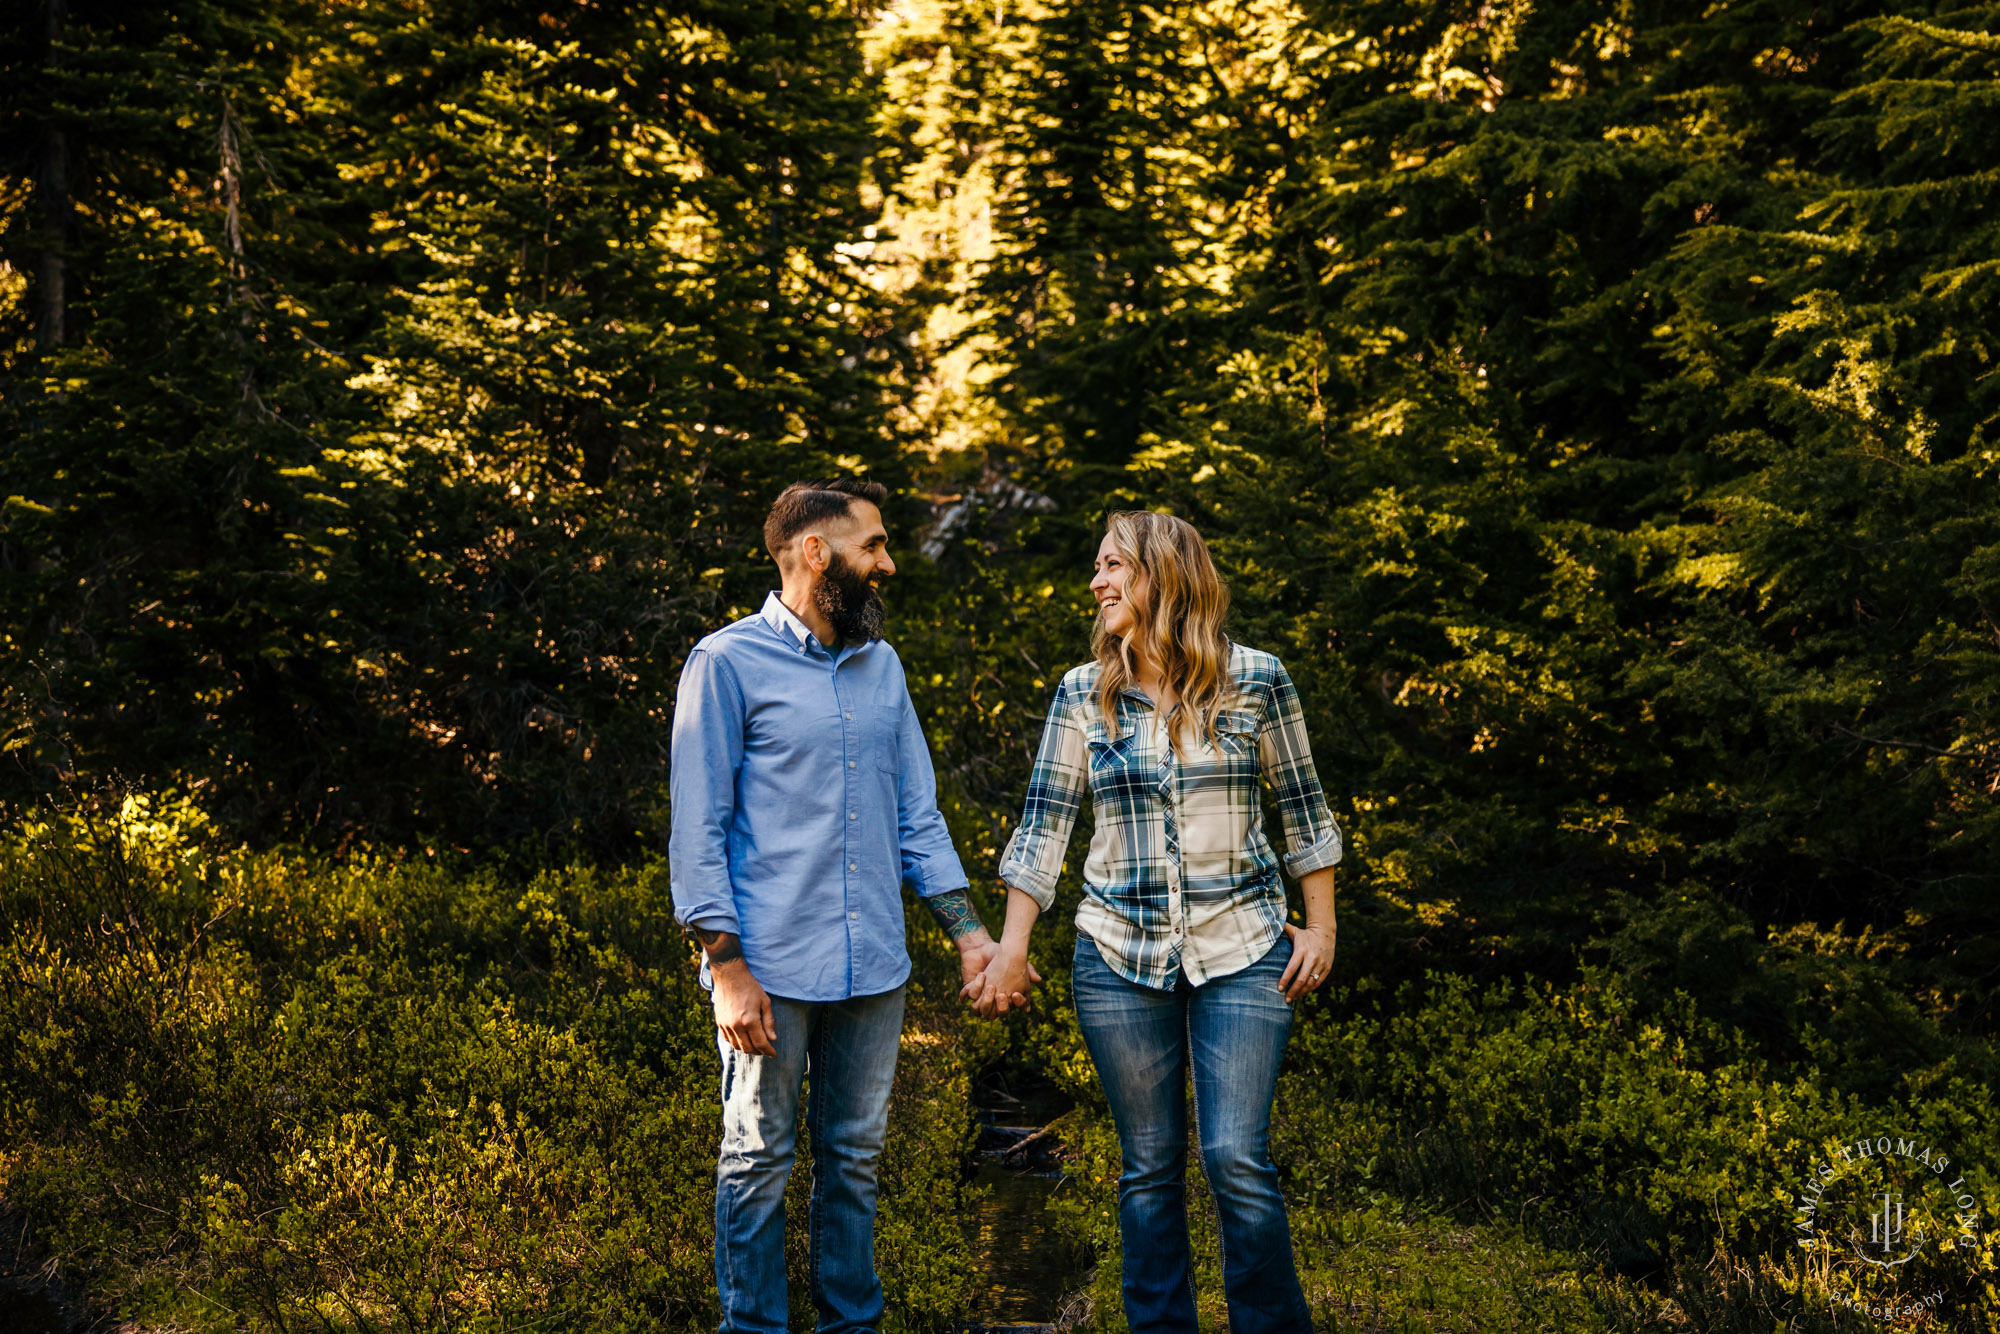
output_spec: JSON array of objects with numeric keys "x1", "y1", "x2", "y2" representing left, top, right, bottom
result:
[{"x1": 1072, "y1": 934, "x2": 1312, "y2": 1334}]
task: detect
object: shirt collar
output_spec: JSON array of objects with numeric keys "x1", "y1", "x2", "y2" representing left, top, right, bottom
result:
[{"x1": 760, "y1": 591, "x2": 819, "y2": 654}]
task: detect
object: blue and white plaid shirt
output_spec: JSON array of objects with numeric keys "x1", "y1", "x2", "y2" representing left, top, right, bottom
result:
[{"x1": 998, "y1": 644, "x2": 1343, "y2": 989}]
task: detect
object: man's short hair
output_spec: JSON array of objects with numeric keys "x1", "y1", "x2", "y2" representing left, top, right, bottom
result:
[{"x1": 764, "y1": 477, "x2": 890, "y2": 562}]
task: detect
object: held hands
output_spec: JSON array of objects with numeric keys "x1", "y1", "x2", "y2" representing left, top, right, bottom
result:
[
  {"x1": 962, "y1": 883, "x2": 1046, "y2": 1016},
  {"x1": 963, "y1": 941, "x2": 1042, "y2": 1016},
  {"x1": 951, "y1": 922, "x2": 1039, "y2": 1015}
]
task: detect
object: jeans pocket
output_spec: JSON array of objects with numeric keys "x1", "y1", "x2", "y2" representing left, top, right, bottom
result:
[
  {"x1": 1069, "y1": 935, "x2": 1126, "y2": 1018},
  {"x1": 1248, "y1": 934, "x2": 1296, "y2": 999},
  {"x1": 1071, "y1": 931, "x2": 1103, "y2": 977}
]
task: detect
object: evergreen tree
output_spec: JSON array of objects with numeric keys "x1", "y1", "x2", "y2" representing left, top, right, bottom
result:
[
  {"x1": 1103, "y1": 0, "x2": 2000, "y2": 1011},
  {"x1": 1, "y1": 1, "x2": 908, "y2": 850},
  {"x1": 971, "y1": 0, "x2": 1243, "y2": 499},
  {"x1": 325, "y1": 0, "x2": 911, "y2": 847},
  {"x1": 0, "y1": 0, "x2": 397, "y2": 832}
]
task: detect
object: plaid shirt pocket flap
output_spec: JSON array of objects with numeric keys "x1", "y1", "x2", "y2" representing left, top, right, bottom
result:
[
  {"x1": 1215, "y1": 707, "x2": 1259, "y2": 755},
  {"x1": 1082, "y1": 715, "x2": 1132, "y2": 770}
]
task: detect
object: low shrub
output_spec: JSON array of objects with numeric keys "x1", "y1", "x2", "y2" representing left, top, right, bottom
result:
[{"x1": 0, "y1": 792, "x2": 994, "y2": 1332}]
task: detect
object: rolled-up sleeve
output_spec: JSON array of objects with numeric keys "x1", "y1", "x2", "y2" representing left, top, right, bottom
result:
[
  {"x1": 897, "y1": 689, "x2": 971, "y2": 897},
  {"x1": 669, "y1": 646, "x2": 746, "y2": 934},
  {"x1": 1259, "y1": 659, "x2": 1343, "y2": 877},
  {"x1": 997, "y1": 677, "x2": 1090, "y2": 911}
]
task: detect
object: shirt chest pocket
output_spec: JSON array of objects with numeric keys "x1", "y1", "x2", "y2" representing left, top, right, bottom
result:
[
  {"x1": 1082, "y1": 717, "x2": 1134, "y2": 774},
  {"x1": 1215, "y1": 708, "x2": 1260, "y2": 761},
  {"x1": 1083, "y1": 717, "x2": 1160, "y2": 812},
  {"x1": 856, "y1": 700, "x2": 902, "y2": 773}
]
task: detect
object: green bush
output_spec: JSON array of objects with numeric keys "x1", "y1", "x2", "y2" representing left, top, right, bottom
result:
[{"x1": 0, "y1": 792, "x2": 994, "y2": 1331}]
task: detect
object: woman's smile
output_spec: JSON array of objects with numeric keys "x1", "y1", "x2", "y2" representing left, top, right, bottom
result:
[{"x1": 1093, "y1": 533, "x2": 1137, "y2": 635}]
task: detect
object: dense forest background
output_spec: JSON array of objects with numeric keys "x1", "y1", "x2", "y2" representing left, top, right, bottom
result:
[{"x1": 3, "y1": 0, "x2": 1998, "y2": 1330}]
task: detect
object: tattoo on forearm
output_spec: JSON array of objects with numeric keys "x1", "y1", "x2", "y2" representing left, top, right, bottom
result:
[
  {"x1": 694, "y1": 926, "x2": 743, "y2": 966},
  {"x1": 925, "y1": 889, "x2": 985, "y2": 941}
]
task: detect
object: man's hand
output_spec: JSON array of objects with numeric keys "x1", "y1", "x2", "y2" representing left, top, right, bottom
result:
[
  {"x1": 956, "y1": 930, "x2": 1001, "y2": 992},
  {"x1": 928, "y1": 888, "x2": 1008, "y2": 1001},
  {"x1": 713, "y1": 958, "x2": 778, "y2": 1055},
  {"x1": 699, "y1": 929, "x2": 778, "y2": 1056}
]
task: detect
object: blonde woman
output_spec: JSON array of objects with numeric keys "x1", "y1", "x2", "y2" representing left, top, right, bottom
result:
[{"x1": 971, "y1": 511, "x2": 1340, "y2": 1334}]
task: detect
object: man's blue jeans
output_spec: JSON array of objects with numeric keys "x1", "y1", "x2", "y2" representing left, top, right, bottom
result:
[
  {"x1": 1072, "y1": 934, "x2": 1313, "y2": 1334},
  {"x1": 713, "y1": 984, "x2": 905, "y2": 1334}
]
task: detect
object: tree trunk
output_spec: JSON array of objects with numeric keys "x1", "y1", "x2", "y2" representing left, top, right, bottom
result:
[{"x1": 35, "y1": 0, "x2": 72, "y2": 350}]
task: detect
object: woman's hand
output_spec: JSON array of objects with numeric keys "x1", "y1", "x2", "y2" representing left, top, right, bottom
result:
[{"x1": 1278, "y1": 920, "x2": 1335, "y2": 1003}]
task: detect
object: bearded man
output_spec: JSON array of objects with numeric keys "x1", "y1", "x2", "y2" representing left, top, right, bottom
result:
[{"x1": 669, "y1": 477, "x2": 1015, "y2": 1334}]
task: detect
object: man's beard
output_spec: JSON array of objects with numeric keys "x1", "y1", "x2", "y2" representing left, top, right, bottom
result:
[{"x1": 814, "y1": 551, "x2": 887, "y2": 644}]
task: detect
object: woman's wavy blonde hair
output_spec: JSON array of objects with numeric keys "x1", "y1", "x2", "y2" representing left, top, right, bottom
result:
[{"x1": 1094, "y1": 510, "x2": 1233, "y2": 755}]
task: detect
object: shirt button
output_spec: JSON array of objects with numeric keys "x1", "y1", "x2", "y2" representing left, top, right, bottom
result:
[
  {"x1": 849, "y1": 911, "x2": 858, "y2": 920},
  {"x1": 849, "y1": 862, "x2": 857, "y2": 871},
  {"x1": 848, "y1": 760, "x2": 856, "y2": 769},
  {"x1": 845, "y1": 711, "x2": 852, "y2": 719},
  {"x1": 848, "y1": 811, "x2": 857, "y2": 820}
]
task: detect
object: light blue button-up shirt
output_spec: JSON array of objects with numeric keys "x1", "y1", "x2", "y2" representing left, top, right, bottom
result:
[{"x1": 669, "y1": 592, "x2": 969, "y2": 1001}]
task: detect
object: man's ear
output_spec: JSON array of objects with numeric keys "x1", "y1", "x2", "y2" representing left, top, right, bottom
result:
[{"x1": 798, "y1": 532, "x2": 829, "y2": 574}]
